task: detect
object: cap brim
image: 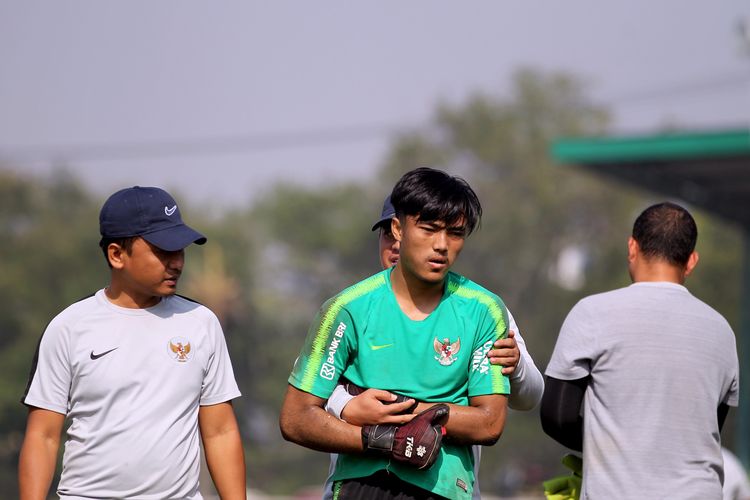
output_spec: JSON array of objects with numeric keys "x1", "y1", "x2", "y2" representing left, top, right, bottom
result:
[
  {"x1": 371, "y1": 216, "x2": 393, "y2": 231},
  {"x1": 141, "y1": 224, "x2": 207, "y2": 251}
]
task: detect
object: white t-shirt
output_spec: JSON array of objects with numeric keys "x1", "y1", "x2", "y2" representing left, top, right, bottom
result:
[
  {"x1": 546, "y1": 282, "x2": 740, "y2": 500},
  {"x1": 24, "y1": 289, "x2": 241, "y2": 500}
]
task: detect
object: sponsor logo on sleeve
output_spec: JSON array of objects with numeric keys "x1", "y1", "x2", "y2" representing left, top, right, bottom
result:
[
  {"x1": 471, "y1": 341, "x2": 493, "y2": 374},
  {"x1": 320, "y1": 322, "x2": 347, "y2": 380},
  {"x1": 320, "y1": 363, "x2": 336, "y2": 380}
]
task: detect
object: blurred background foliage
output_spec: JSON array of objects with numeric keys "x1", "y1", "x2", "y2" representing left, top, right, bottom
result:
[{"x1": 0, "y1": 70, "x2": 743, "y2": 497}]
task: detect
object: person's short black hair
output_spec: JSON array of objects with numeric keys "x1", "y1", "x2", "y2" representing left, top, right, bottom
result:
[
  {"x1": 632, "y1": 202, "x2": 697, "y2": 266},
  {"x1": 99, "y1": 236, "x2": 136, "y2": 268},
  {"x1": 390, "y1": 167, "x2": 482, "y2": 235}
]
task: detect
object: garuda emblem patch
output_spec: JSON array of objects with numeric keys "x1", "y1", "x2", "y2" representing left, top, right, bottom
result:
[
  {"x1": 434, "y1": 337, "x2": 461, "y2": 366},
  {"x1": 168, "y1": 337, "x2": 192, "y2": 363}
]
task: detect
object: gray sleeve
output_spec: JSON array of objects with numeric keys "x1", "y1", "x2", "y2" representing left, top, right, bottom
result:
[
  {"x1": 200, "y1": 313, "x2": 242, "y2": 405},
  {"x1": 724, "y1": 373, "x2": 739, "y2": 407},
  {"x1": 23, "y1": 318, "x2": 71, "y2": 414},
  {"x1": 506, "y1": 310, "x2": 544, "y2": 411},
  {"x1": 723, "y1": 326, "x2": 740, "y2": 407},
  {"x1": 545, "y1": 299, "x2": 599, "y2": 380},
  {"x1": 321, "y1": 455, "x2": 338, "y2": 500}
]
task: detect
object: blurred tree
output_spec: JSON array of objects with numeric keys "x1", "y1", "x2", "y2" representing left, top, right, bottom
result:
[
  {"x1": 385, "y1": 70, "x2": 742, "y2": 494},
  {"x1": 225, "y1": 184, "x2": 384, "y2": 492},
  {"x1": 1, "y1": 69, "x2": 742, "y2": 498},
  {"x1": 0, "y1": 169, "x2": 104, "y2": 496}
]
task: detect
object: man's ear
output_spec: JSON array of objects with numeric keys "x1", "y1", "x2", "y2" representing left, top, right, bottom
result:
[
  {"x1": 107, "y1": 243, "x2": 127, "y2": 270},
  {"x1": 391, "y1": 217, "x2": 403, "y2": 242},
  {"x1": 627, "y1": 236, "x2": 639, "y2": 263},
  {"x1": 684, "y1": 251, "x2": 699, "y2": 277}
]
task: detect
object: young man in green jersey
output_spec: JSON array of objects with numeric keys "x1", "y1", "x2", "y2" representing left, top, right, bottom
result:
[
  {"x1": 321, "y1": 195, "x2": 543, "y2": 500},
  {"x1": 280, "y1": 167, "x2": 511, "y2": 500}
]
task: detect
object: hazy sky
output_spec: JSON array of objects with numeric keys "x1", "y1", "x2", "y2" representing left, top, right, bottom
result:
[{"x1": 1, "y1": 1, "x2": 748, "y2": 209}]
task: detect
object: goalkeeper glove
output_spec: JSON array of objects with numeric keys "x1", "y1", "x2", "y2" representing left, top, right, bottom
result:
[{"x1": 361, "y1": 404, "x2": 449, "y2": 470}]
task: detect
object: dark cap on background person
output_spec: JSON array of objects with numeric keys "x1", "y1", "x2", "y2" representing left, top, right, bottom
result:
[
  {"x1": 371, "y1": 195, "x2": 395, "y2": 231},
  {"x1": 99, "y1": 186, "x2": 207, "y2": 251}
]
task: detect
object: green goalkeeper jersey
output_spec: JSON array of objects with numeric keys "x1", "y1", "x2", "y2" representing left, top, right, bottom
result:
[{"x1": 288, "y1": 268, "x2": 510, "y2": 500}]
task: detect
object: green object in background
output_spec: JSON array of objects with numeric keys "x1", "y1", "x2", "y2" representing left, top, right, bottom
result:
[{"x1": 543, "y1": 454, "x2": 583, "y2": 500}]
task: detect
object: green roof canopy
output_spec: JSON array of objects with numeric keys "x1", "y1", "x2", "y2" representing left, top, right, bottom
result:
[{"x1": 552, "y1": 128, "x2": 750, "y2": 229}]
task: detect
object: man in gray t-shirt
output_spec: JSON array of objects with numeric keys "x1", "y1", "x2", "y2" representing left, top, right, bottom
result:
[{"x1": 542, "y1": 202, "x2": 740, "y2": 500}]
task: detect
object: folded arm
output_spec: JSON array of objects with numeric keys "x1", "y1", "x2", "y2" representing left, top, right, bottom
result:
[
  {"x1": 327, "y1": 384, "x2": 417, "y2": 426},
  {"x1": 280, "y1": 385, "x2": 366, "y2": 453},
  {"x1": 414, "y1": 394, "x2": 508, "y2": 446}
]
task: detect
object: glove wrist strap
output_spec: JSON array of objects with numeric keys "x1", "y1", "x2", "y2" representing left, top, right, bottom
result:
[{"x1": 362, "y1": 425, "x2": 396, "y2": 453}]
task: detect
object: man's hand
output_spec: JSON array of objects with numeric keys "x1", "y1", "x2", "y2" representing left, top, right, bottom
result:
[
  {"x1": 341, "y1": 389, "x2": 417, "y2": 426},
  {"x1": 487, "y1": 329, "x2": 520, "y2": 375},
  {"x1": 362, "y1": 404, "x2": 449, "y2": 470}
]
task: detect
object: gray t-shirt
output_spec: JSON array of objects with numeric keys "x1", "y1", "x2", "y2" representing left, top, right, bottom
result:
[
  {"x1": 546, "y1": 282, "x2": 739, "y2": 500},
  {"x1": 24, "y1": 289, "x2": 241, "y2": 500}
]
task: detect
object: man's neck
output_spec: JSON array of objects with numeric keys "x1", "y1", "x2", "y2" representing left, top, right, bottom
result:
[
  {"x1": 390, "y1": 265, "x2": 445, "y2": 321},
  {"x1": 630, "y1": 261, "x2": 686, "y2": 285},
  {"x1": 105, "y1": 281, "x2": 162, "y2": 309}
]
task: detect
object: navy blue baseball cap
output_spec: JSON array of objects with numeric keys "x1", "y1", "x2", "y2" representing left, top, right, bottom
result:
[
  {"x1": 371, "y1": 195, "x2": 395, "y2": 231},
  {"x1": 99, "y1": 186, "x2": 207, "y2": 251}
]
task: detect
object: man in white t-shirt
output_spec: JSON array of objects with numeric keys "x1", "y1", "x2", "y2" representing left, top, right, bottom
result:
[
  {"x1": 19, "y1": 186, "x2": 246, "y2": 500},
  {"x1": 542, "y1": 202, "x2": 740, "y2": 499}
]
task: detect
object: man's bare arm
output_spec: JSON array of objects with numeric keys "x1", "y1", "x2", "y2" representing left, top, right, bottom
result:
[
  {"x1": 19, "y1": 407, "x2": 65, "y2": 500},
  {"x1": 280, "y1": 385, "x2": 365, "y2": 454},
  {"x1": 199, "y1": 401, "x2": 246, "y2": 500},
  {"x1": 414, "y1": 394, "x2": 508, "y2": 446}
]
